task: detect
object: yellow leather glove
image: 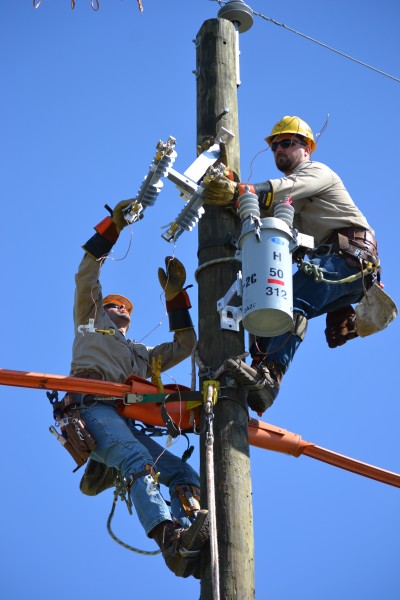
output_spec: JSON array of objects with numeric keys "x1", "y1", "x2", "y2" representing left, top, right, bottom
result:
[
  {"x1": 112, "y1": 199, "x2": 134, "y2": 233},
  {"x1": 202, "y1": 141, "x2": 239, "y2": 205},
  {"x1": 203, "y1": 170, "x2": 238, "y2": 205},
  {"x1": 158, "y1": 256, "x2": 187, "y2": 301}
]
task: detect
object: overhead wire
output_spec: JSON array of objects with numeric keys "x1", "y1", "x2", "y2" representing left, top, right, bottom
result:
[{"x1": 213, "y1": 1, "x2": 400, "y2": 85}]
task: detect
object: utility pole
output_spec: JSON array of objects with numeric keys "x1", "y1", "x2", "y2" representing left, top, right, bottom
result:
[{"x1": 195, "y1": 3, "x2": 255, "y2": 598}]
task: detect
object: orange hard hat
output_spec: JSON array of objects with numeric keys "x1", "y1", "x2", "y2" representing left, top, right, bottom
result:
[{"x1": 103, "y1": 294, "x2": 134, "y2": 315}]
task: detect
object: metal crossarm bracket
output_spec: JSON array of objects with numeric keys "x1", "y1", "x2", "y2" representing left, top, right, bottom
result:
[
  {"x1": 162, "y1": 127, "x2": 234, "y2": 242},
  {"x1": 216, "y1": 271, "x2": 243, "y2": 331}
]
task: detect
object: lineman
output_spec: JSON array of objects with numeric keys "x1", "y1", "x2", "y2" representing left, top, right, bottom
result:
[
  {"x1": 68, "y1": 200, "x2": 209, "y2": 578},
  {"x1": 204, "y1": 116, "x2": 380, "y2": 414}
]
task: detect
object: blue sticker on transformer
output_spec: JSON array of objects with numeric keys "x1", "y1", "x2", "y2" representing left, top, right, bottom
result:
[{"x1": 271, "y1": 237, "x2": 285, "y2": 245}]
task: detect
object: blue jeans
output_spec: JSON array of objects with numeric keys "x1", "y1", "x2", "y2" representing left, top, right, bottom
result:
[
  {"x1": 80, "y1": 403, "x2": 200, "y2": 535},
  {"x1": 257, "y1": 255, "x2": 364, "y2": 371}
]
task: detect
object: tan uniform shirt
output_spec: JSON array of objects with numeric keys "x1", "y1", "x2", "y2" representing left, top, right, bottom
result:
[
  {"x1": 267, "y1": 160, "x2": 373, "y2": 246},
  {"x1": 70, "y1": 254, "x2": 196, "y2": 382}
]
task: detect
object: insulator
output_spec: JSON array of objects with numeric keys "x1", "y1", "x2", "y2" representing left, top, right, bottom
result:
[
  {"x1": 274, "y1": 201, "x2": 295, "y2": 228},
  {"x1": 136, "y1": 151, "x2": 177, "y2": 209},
  {"x1": 238, "y1": 188, "x2": 260, "y2": 222},
  {"x1": 162, "y1": 190, "x2": 205, "y2": 242},
  {"x1": 141, "y1": 181, "x2": 164, "y2": 208},
  {"x1": 217, "y1": 0, "x2": 254, "y2": 33}
]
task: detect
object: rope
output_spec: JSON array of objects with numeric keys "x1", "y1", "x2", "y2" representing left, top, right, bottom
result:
[
  {"x1": 299, "y1": 260, "x2": 374, "y2": 284},
  {"x1": 106, "y1": 481, "x2": 161, "y2": 556},
  {"x1": 204, "y1": 383, "x2": 220, "y2": 599}
]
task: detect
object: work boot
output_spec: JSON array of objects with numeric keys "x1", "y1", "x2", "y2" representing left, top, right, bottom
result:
[
  {"x1": 224, "y1": 357, "x2": 283, "y2": 415},
  {"x1": 80, "y1": 458, "x2": 118, "y2": 496},
  {"x1": 150, "y1": 509, "x2": 209, "y2": 579}
]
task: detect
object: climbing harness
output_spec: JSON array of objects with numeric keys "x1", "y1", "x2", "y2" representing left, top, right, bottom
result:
[{"x1": 203, "y1": 380, "x2": 221, "y2": 599}]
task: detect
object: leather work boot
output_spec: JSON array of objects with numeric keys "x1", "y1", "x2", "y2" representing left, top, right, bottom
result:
[
  {"x1": 224, "y1": 357, "x2": 283, "y2": 415},
  {"x1": 150, "y1": 509, "x2": 209, "y2": 579},
  {"x1": 80, "y1": 458, "x2": 118, "y2": 496}
]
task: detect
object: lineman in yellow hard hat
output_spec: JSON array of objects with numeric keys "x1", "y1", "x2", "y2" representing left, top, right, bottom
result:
[
  {"x1": 203, "y1": 115, "x2": 381, "y2": 416},
  {"x1": 265, "y1": 115, "x2": 317, "y2": 152}
]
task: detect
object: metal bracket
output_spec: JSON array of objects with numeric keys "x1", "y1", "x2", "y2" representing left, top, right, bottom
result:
[
  {"x1": 289, "y1": 230, "x2": 315, "y2": 255},
  {"x1": 77, "y1": 319, "x2": 96, "y2": 335},
  {"x1": 161, "y1": 127, "x2": 234, "y2": 242},
  {"x1": 216, "y1": 271, "x2": 243, "y2": 331}
]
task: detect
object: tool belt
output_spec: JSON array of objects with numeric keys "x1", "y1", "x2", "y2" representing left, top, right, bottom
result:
[
  {"x1": 49, "y1": 372, "x2": 101, "y2": 470},
  {"x1": 310, "y1": 227, "x2": 379, "y2": 269}
]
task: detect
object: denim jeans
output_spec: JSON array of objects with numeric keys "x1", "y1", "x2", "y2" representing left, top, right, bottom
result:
[
  {"x1": 258, "y1": 254, "x2": 364, "y2": 371},
  {"x1": 80, "y1": 403, "x2": 200, "y2": 535}
]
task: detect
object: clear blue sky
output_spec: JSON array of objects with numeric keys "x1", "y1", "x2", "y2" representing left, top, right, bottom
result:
[{"x1": 1, "y1": 1, "x2": 400, "y2": 599}]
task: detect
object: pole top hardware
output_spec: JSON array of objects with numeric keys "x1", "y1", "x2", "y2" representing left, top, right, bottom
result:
[{"x1": 217, "y1": 0, "x2": 254, "y2": 33}]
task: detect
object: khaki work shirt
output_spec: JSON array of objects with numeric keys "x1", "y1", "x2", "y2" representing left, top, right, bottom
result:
[
  {"x1": 70, "y1": 254, "x2": 196, "y2": 383},
  {"x1": 266, "y1": 160, "x2": 373, "y2": 247}
]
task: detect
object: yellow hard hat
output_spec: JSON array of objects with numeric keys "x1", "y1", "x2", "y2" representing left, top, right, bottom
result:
[
  {"x1": 265, "y1": 116, "x2": 316, "y2": 153},
  {"x1": 103, "y1": 294, "x2": 134, "y2": 315}
]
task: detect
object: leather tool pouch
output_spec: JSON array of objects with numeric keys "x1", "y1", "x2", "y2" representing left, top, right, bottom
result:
[
  {"x1": 336, "y1": 230, "x2": 379, "y2": 271},
  {"x1": 49, "y1": 393, "x2": 97, "y2": 469}
]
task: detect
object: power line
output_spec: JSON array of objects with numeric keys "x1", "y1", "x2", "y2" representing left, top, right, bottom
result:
[{"x1": 213, "y1": 1, "x2": 400, "y2": 84}]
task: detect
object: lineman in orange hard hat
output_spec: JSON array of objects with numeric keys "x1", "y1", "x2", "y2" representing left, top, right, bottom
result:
[
  {"x1": 66, "y1": 200, "x2": 209, "y2": 579},
  {"x1": 204, "y1": 115, "x2": 381, "y2": 415}
]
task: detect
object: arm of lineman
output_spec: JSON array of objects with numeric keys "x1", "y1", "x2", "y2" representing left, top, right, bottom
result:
[
  {"x1": 73, "y1": 200, "x2": 132, "y2": 327},
  {"x1": 146, "y1": 329, "x2": 196, "y2": 377}
]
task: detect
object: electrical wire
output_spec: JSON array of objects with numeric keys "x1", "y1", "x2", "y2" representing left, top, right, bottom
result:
[{"x1": 213, "y1": 1, "x2": 400, "y2": 84}]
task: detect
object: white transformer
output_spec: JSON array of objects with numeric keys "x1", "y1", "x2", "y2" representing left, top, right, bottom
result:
[
  {"x1": 240, "y1": 215, "x2": 294, "y2": 336},
  {"x1": 217, "y1": 189, "x2": 314, "y2": 337}
]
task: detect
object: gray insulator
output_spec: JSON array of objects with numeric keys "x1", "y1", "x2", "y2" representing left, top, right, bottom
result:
[
  {"x1": 141, "y1": 181, "x2": 164, "y2": 208},
  {"x1": 217, "y1": 0, "x2": 254, "y2": 33},
  {"x1": 238, "y1": 189, "x2": 260, "y2": 222},
  {"x1": 274, "y1": 202, "x2": 295, "y2": 228},
  {"x1": 137, "y1": 152, "x2": 176, "y2": 208},
  {"x1": 175, "y1": 194, "x2": 205, "y2": 232}
]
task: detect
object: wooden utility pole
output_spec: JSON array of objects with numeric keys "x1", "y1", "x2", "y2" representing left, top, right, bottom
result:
[{"x1": 196, "y1": 8, "x2": 255, "y2": 599}]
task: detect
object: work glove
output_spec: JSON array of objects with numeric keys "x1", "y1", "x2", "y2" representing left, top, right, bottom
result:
[
  {"x1": 203, "y1": 172, "x2": 238, "y2": 205},
  {"x1": 112, "y1": 199, "x2": 134, "y2": 233},
  {"x1": 158, "y1": 256, "x2": 187, "y2": 301},
  {"x1": 203, "y1": 142, "x2": 238, "y2": 206}
]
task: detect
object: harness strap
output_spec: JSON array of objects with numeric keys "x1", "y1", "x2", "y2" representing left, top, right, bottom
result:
[
  {"x1": 125, "y1": 464, "x2": 156, "y2": 490},
  {"x1": 316, "y1": 227, "x2": 379, "y2": 267}
]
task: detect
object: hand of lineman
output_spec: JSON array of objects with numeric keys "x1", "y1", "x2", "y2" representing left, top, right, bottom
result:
[
  {"x1": 158, "y1": 257, "x2": 187, "y2": 301},
  {"x1": 203, "y1": 142, "x2": 238, "y2": 205},
  {"x1": 112, "y1": 199, "x2": 134, "y2": 233}
]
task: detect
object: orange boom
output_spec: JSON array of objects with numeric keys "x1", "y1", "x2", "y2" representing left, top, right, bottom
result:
[{"x1": 1, "y1": 367, "x2": 399, "y2": 488}]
